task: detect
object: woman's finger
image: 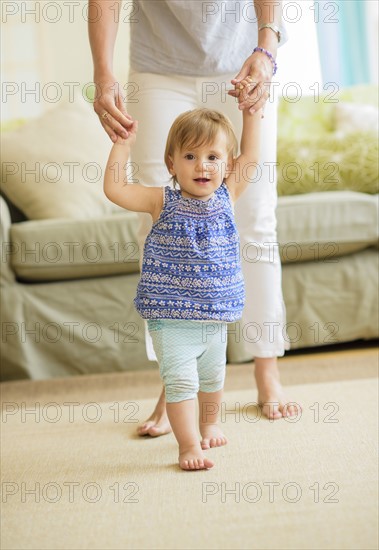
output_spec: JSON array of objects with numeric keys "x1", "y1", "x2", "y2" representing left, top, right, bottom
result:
[
  {"x1": 94, "y1": 91, "x2": 133, "y2": 128},
  {"x1": 231, "y1": 63, "x2": 251, "y2": 86},
  {"x1": 99, "y1": 111, "x2": 130, "y2": 140},
  {"x1": 115, "y1": 90, "x2": 133, "y2": 119},
  {"x1": 248, "y1": 95, "x2": 269, "y2": 113},
  {"x1": 101, "y1": 103, "x2": 134, "y2": 132},
  {"x1": 100, "y1": 118, "x2": 119, "y2": 143},
  {"x1": 227, "y1": 88, "x2": 240, "y2": 97}
]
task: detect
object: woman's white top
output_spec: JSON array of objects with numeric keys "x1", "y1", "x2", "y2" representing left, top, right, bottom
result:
[{"x1": 130, "y1": 0, "x2": 288, "y2": 76}]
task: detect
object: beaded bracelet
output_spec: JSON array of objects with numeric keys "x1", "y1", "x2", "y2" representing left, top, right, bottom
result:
[{"x1": 252, "y1": 47, "x2": 278, "y2": 76}]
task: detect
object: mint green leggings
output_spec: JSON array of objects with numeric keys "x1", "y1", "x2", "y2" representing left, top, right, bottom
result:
[{"x1": 147, "y1": 319, "x2": 228, "y2": 403}]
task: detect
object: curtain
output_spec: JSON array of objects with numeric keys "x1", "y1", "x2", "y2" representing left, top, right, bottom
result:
[{"x1": 316, "y1": 0, "x2": 370, "y2": 86}]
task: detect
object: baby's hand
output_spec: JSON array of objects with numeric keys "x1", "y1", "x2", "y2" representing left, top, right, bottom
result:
[
  {"x1": 237, "y1": 75, "x2": 254, "y2": 91},
  {"x1": 237, "y1": 77, "x2": 265, "y2": 117},
  {"x1": 114, "y1": 120, "x2": 138, "y2": 146},
  {"x1": 237, "y1": 77, "x2": 255, "y2": 112}
]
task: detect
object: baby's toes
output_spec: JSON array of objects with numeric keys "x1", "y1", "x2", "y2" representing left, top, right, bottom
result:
[
  {"x1": 284, "y1": 402, "x2": 302, "y2": 417},
  {"x1": 203, "y1": 457, "x2": 214, "y2": 469},
  {"x1": 209, "y1": 437, "x2": 220, "y2": 448}
]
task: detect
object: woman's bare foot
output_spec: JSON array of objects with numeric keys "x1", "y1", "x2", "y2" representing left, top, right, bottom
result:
[
  {"x1": 137, "y1": 387, "x2": 172, "y2": 437},
  {"x1": 200, "y1": 424, "x2": 228, "y2": 450},
  {"x1": 179, "y1": 444, "x2": 214, "y2": 470},
  {"x1": 255, "y1": 357, "x2": 302, "y2": 420}
]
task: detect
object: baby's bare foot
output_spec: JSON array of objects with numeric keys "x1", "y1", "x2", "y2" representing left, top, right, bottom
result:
[
  {"x1": 200, "y1": 424, "x2": 228, "y2": 450},
  {"x1": 137, "y1": 410, "x2": 172, "y2": 437},
  {"x1": 179, "y1": 444, "x2": 214, "y2": 471}
]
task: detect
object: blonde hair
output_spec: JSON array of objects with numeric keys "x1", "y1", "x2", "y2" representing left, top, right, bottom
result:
[{"x1": 164, "y1": 108, "x2": 238, "y2": 187}]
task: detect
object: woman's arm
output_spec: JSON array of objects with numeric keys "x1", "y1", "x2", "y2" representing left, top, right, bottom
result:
[
  {"x1": 104, "y1": 122, "x2": 163, "y2": 215},
  {"x1": 254, "y1": 0, "x2": 282, "y2": 58},
  {"x1": 88, "y1": 0, "x2": 133, "y2": 141},
  {"x1": 88, "y1": 0, "x2": 120, "y2": 77},
  {"x1": 228, "y1": 0, "x2": 282, "y2": 113}
]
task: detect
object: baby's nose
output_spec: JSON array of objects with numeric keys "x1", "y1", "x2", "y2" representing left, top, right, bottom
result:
[
  {"x1": 196, "y1": 160, "x2": 206, "y2": 172},
  {"x1": 202, "y1": 162, "x2": 215, "y2": 173}
]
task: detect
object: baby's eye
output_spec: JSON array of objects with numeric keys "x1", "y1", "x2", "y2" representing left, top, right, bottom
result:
[
  {"x1": 208, "y1": 155, "x2": 218, "y2": 161},
  {"x1": 185, "y1": 154, "x2": 195, "y2": 160}
]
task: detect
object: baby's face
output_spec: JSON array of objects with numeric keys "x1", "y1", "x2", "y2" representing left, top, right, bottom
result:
[{"x1": 168, "y1": 131, "x2": 232, "y2": 201}]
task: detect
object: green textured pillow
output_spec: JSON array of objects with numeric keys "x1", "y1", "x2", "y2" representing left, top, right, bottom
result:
[
  {"x1": 277, "y1": 131, "x2": 379, "y2": 196},
  {"x1": 278, "y1": 97, "x2": 334, "y2": 141},
  {"x1": 277, "y1": 85, "x2": 378, "y2": 141}
]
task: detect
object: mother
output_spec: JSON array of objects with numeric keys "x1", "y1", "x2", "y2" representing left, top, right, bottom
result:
[{"x1": 88, "y1": 0, "x2": 297, "y2": 432}]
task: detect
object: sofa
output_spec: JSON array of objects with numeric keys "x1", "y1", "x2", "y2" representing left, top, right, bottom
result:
[{"x1": 1, "y1": 85, "x2": 378, "y2": 380}]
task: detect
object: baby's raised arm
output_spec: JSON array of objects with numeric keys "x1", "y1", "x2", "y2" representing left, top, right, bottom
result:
[
  {"x1": 103, "y1": 121, "x2": 163, "y2": 217},
  {"x1": 225, "y1": 104, "x2": 262, "y2": 202}
]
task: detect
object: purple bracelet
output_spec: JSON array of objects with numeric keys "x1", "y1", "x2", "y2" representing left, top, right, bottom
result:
[{"x1": 252, "y1": 47, "x2": 278, "y2": 76}]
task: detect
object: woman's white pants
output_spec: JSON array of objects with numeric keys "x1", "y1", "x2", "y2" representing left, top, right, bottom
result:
[{"x1": 127, "y1": 71, "x2": 290, "y2": 360}]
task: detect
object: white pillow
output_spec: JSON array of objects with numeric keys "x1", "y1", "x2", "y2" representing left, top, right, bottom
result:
[
  {"x1": 1, "y1": 95, "x2": 123, "y2": 220},
  {"x1": 334, "y1": 101, "x2": 379, "y2": 135}
]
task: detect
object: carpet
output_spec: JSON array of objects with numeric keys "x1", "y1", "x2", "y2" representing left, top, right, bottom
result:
[{"x1": 1, "y1": 352, "x2": 378, "y2": 550}]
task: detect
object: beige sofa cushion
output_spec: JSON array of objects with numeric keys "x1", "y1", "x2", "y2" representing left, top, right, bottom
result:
[
  {"x1": 8, "y1": 190, "x2": 378, "y2": 281},
  {"x1": 1, "y1": 96, "x2": 123, "y2": 220},
  {"x1": 10, "y1": 212, "x2": 140, "y2": 281},
  {"x1": 277, "y1": 191, "x2": 379, "y2": 264}
]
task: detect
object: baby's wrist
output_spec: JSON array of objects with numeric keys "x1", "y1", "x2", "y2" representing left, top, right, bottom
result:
[
  {"x1": 113, "y1": 139, "x2": 133, "y2": 148},
  {"x1": 113, "y1": 141, "x2": 129, "y2": 147}
]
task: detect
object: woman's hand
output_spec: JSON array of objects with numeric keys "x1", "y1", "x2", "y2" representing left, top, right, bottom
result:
[
  {"x1": 93, "y1": 73, "x2": 134, "y2": 142},
  {"x1": 228, "y1": 52, "x2": 273, "y2": 114}
]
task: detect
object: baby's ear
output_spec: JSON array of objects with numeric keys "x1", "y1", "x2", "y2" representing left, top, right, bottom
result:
[{"x1": 167, "y1": 154, "x2": 175, "y2": 175}]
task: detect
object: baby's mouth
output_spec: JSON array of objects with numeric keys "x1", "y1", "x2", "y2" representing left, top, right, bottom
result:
[{"x1": 194, "y1": 178, "x2": 210, "y2": 184}]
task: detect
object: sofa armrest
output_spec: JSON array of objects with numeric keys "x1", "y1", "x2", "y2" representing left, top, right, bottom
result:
[{"x1": 0, "y1": 197, "x2": 16, "y2": 285}]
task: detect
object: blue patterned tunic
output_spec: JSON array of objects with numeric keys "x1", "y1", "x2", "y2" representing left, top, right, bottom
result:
[{"x1": 134, "y1": 181, "x2": 245, "y2": 322}]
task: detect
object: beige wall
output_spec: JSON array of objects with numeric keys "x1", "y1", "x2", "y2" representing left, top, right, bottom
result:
[{"x1": 1, "y1": 0, "x2": 130, "y2": 122}]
